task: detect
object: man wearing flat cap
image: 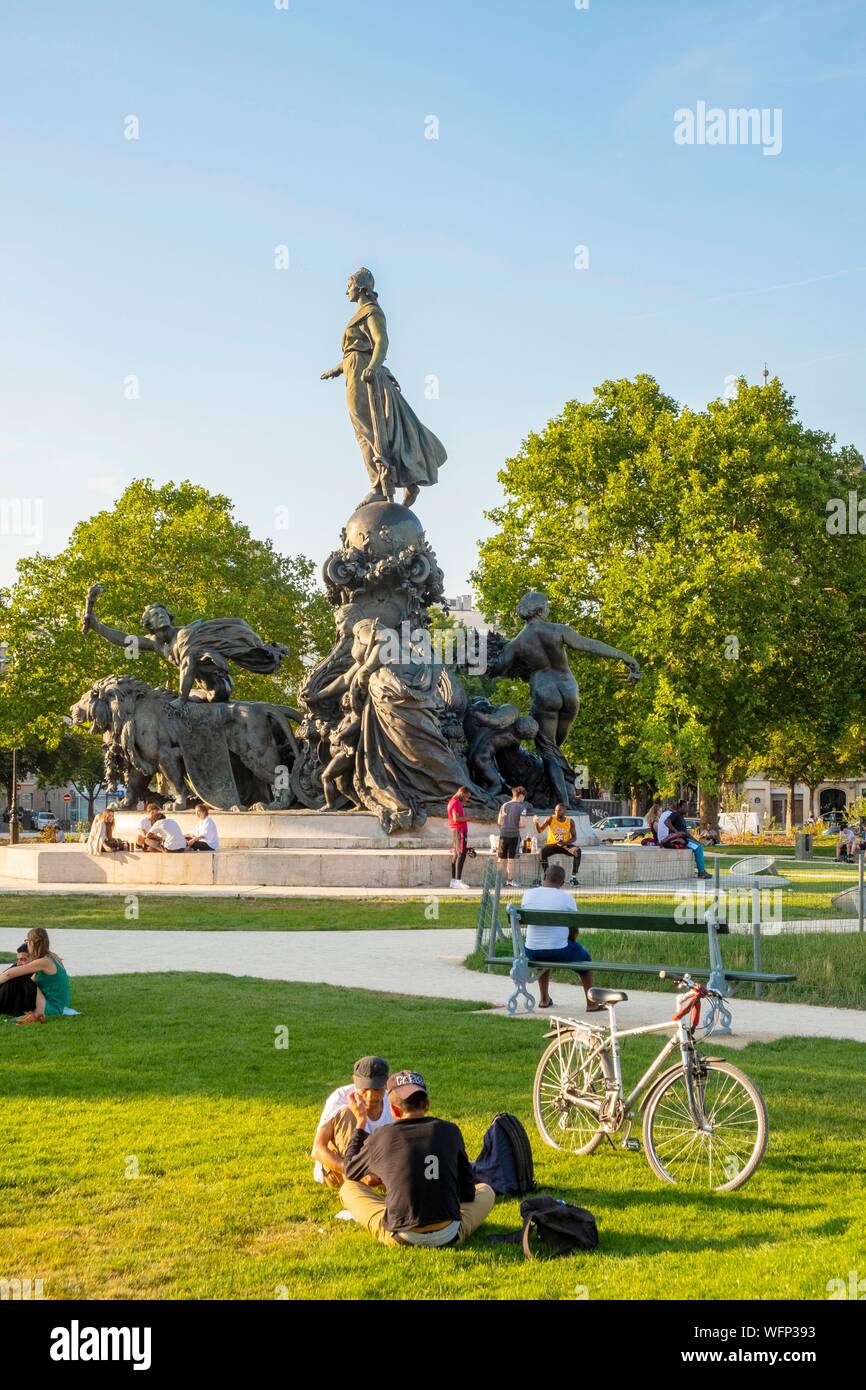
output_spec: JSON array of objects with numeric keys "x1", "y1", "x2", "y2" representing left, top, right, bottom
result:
[
  {"x1": 311, "y1": 1055, "x2": 394, "y2": 1190},
  {"x1": 339, "y1": 1070, "x2": 495, "y2": 1246}
]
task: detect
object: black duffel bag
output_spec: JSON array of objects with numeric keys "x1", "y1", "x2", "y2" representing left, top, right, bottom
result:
[{"x1": 519, "y1": 1195, "x2": 599, "y2": 1258}]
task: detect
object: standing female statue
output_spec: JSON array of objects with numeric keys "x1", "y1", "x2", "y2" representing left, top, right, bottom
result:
[{"x1": 320, "y1": 268, "x2": 447, "y2": 509}]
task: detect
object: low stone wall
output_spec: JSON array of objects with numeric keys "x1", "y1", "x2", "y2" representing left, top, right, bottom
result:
[{"x1": 0, "y1": 842, "x2": 695, "y2": 890}]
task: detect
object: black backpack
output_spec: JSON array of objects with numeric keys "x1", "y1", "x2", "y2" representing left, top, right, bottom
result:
[
  {"x1": 472, "y1": 1113, "x2": 536, "y2": 1196},
  {"x1": 519, "y1": 1195, "x2": 599, "y2": 1257}
]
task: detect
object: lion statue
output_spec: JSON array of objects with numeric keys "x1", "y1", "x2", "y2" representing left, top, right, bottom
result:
[{"x1": 71, "y1": 675, "x2": 301, "y2": 811}]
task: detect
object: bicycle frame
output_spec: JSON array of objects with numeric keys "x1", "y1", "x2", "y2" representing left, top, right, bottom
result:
[{"x1": 545, "y1": 989, "x2": 714, "y2": 1132}]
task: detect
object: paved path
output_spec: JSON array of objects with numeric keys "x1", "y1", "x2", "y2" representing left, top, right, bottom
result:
[{"x1": 3, "y1": 926, "x2": 865, "y2": 1046}]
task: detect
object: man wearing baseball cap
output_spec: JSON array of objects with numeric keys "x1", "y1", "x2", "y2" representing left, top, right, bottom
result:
[
  {"x1": 311, "y1": 1055, "x2": 393, "y2": 1189},
  {"x1": 339, "y1": 1069, "x2": 495, "y2": 1246}
]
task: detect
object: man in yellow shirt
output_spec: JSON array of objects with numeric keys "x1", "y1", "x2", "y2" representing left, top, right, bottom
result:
[{"x1": 534, "y1": 804, "x2": 581, "y2": 885}]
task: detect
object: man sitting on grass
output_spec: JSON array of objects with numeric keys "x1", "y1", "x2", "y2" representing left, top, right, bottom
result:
[
  {"x1": 521, "y1": 863, "x2": 599, "y2": 1012},
  {"x1": 311, "y1": 1055, "x2": 393, "y2": 1190},
  {"x1": 0, "y1": 942, "x2": 37, "y2": 1018},
  {"x1": 339, "y1": 1070, "x2": 494, "y2": 1247}
]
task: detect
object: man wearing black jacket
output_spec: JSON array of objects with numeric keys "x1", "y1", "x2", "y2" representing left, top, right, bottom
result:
[{"x1": 339, "y1": 1070, "x2": 495, "y2": 1247}]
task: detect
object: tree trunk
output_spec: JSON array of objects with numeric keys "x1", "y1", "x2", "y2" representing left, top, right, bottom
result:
[
  {"x1": 786, "y1": 778, "x2": 796, "y2": 834},
  {"x1": 699, "y1": 787, "x2": 720, "y2": 829}
]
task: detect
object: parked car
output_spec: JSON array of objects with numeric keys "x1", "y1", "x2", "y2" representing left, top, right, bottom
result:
[
  {"x1": 593, "y1": 815, "x2": 649, "y2": 843},
  {"x1": 33, "y1": 810, "x2": 58, "y2": 830}
]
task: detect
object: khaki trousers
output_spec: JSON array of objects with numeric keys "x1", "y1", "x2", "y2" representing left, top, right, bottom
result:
[
  {"x1": 339, "y1": 1180, "x2": 495, "y2": 1247},
  {"x1": 320, "y1": 1107, "x2": 362, "y2": 1189}
]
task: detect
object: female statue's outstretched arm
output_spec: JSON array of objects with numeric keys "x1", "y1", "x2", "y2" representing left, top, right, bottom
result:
[{"x1": 561, "y1": 625, "x2": 640, "y2": 679}]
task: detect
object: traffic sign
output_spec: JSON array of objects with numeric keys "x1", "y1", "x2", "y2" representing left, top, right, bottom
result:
[{"x1": 63, "y1": 793, "x2": 73, "y2": 803}]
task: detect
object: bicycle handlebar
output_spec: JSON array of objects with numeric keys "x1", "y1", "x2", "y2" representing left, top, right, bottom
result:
[{"x1": 659, "y1": 971, "x2": 725, "y2": 1026}]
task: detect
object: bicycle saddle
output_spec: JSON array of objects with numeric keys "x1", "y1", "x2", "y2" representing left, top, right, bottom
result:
[{"x1": 587, "y1": 987, "x2": 628, "y2": 1006}]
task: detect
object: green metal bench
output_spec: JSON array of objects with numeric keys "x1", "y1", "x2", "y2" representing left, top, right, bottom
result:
[{"x1": 497, "y1": 903, "x2": 795, "y2": 1020}]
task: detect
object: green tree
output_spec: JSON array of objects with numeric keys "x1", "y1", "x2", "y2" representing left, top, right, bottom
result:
[
  {"x1": 34, "y1": 733, "x2": 107, "y2": 823},
  {"x1": 754, "y1": 722, "x2": 845, "y2": 831},
  {"x1": 0, "y1": 480, "x2": 332, "y2": 751},
  {"x1": 472, "y1": 375, "x2": 866, "y2": 824}
]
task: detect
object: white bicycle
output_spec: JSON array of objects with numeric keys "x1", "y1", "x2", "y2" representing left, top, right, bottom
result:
[{"x1": 532, "y1": 975, "x2": 767, "y2": 1192}]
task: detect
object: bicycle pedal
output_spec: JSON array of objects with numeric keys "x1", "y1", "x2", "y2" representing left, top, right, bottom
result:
[{"x1": 622, "y1": 1138, "x2": 642, "y2": 1152}]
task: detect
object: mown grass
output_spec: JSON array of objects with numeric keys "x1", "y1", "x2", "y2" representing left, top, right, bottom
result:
[
  {"x1": 0, "y1": 974, "x2": 863, "y2": 1300},
  {"x1": 466, "y1": 928, "x2": 866, "y2": 1010},
  {"x1": 0, "y1": 894, "x2": 477, "y2": 933}
]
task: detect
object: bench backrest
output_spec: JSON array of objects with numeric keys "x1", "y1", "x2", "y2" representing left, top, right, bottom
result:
[{"x1": 509, "y1": 906, "x2": 727, "y2": 936}]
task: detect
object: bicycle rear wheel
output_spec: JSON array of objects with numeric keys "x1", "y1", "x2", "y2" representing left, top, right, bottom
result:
[
  {"x1": 642, "y1": 1060, "x2": 767, "y2": 1192},
  {"x1": 532, "y1": 1035, "x2": 606, "y2": 1155}
]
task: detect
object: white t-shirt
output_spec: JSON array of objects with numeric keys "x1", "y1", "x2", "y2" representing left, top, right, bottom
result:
[
  {"x1": 148, "y1": 818, "x2": 187, "y2": 851},
  {"x1": 312, "y1": 1084, "x2": 394, "y2": 1183},
  {"x1": 138, "y1": 815, "x2": 151, "y2": 835},
  {"x1": 193, "y1": 815, "x2": 219, "y2": 849},
  {"x1": 656, "y1": 811, "x2": 672, "y2": 842},
  {"x1": 521, "y1": 885, "x2": 577, "y2": 950}
]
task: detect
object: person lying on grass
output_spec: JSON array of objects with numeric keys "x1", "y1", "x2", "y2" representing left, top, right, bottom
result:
[
  {"x1": 0, "y1": 941, "x2": 37, "y2": 1018},
  {"x1": 0, "y1": 928, "x2": 71, "y2": 1026},
  {"x1": 311, "y1": 1055, "x2": 393, "y2": 1190},
  {"x1": 521, "y1": 862, "x2": 600, "y2": 1012},
  {"x1": 339, "y1": 1070, "x2": 495, "y2": 1247}
]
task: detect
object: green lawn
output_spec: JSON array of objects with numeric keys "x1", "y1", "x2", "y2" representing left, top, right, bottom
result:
[
  {"x1": 0, "y1": 973, "x2": 863, "y2": 1300},
  {"x1": 468, "y1": 928, "x2": 866, "y2": 1009},
  {"x1": 0, "y1": 894, "x2": 478, "y2": 932}
]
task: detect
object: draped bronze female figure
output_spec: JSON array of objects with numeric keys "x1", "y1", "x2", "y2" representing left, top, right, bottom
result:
[{"x1": 321, "y1": 268, "x2": 447, "y2": 508}]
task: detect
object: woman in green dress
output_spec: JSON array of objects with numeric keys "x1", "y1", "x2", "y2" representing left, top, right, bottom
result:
[
  {"x1": 0, "y1": 927, "x2": 71, "y2": 1025},
  {"x1": 320, "y1": 268, "x2": 447, "y2": 508}
]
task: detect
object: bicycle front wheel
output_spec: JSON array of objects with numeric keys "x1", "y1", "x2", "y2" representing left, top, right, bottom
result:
[
  {"x1": 642, "y1": 1060, "x2": 767, "y2": 1192},
  {"x1": 532, "y1": 1036, "x2": 606, "y2": 1155}
]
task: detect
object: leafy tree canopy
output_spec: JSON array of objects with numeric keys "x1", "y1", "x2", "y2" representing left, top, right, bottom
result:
[{"x1": 472, "y1": 375, "x2": 866, "y2": 813}]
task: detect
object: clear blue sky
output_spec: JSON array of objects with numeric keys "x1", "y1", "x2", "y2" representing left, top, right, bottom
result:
[{"x1": 1, "y1": 0, "x2": 864, "y2": 598}]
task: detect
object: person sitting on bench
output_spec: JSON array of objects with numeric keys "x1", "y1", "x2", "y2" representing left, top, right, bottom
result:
[
  {"x1": 311, "y1": 1055, "x2": 393, "y2": 1190},
  {"x1": 521, "y1": 863, "x2": 599, "y2": 1011},
  {"x1": 339, "y1": 1070, "x2": 494, "y2": 1247},
  {"x1": 658, "y1": 799, "x2": 712, "y2": 880},
  {"x1": 534, "y1": 804, "x2": 581, "y2": 884}
]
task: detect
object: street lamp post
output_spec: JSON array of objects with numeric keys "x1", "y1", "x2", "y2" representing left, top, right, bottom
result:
[{"x1": 10, "y1": 747, "x2": 19, "y2": 845}]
